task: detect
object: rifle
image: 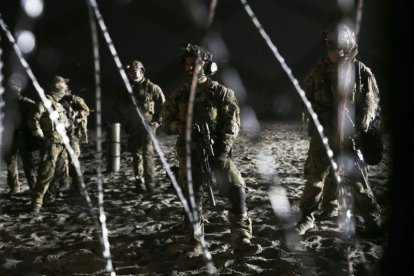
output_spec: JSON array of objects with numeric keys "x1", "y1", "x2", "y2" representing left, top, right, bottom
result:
[
  {"x1": 193, "y1": 123, "x2": 217, "y2": 206},
  {"x1": 344, "y1": 108, "x2": 371, "y2": 191}
]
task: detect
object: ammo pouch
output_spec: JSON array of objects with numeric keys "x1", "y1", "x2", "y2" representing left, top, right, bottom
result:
[
  {"x1": 361, "y1": 125, "x2": 383, "y2": 165},
  {"x1": 39, "y1": 116, "x2": 54, "y2": 133}
]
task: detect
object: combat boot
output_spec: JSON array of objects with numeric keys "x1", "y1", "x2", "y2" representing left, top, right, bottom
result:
[
  {"x1": 134, "y1": 180, "x2": 146, "y2": 193},
  {"x1": 356, "y1": 215, "x2": 383, "y2": 238},
  {"x1": 31, "y1": 203, "x2": 42, "y2": 213},
  {"x1": 8, "y1": 185, "x2": 22, "y2": 196},
  {"x1": 294, "y1": 214, "x2": 315, "y2": 235},
  {"x1": 145, "y1": 181, "x2": 154, "y2": 194},
  {"x1": 316, "y1": 207, "x2": 339, "y2": 221},
  {"x1": 229, "y1": 213, "x2": 261, "y2": 254}
]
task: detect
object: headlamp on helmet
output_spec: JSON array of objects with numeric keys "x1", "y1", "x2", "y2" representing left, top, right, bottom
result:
[
  {"x1": 180, "y1": 43, "x2": 218, "y2": 76},
  {"x1": 126, "y1": 60, "x2": 145, "y2": 73}
]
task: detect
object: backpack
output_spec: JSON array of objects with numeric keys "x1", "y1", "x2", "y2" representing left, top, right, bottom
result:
[{"x1": 356, "y1": 61, "x2": 383, "y2": 165}]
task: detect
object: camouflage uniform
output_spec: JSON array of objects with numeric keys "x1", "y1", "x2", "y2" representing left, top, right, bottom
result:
[
  {"x1": 162, "y1": 77, "x2": 253, "y2": 249},
  {"x1": 28, "y1": 78, "x2": 71, "y2": 211},
  {"x1": 115, "y1": 68, "x2": 165, "y2": 192},
  {"x1": 4, "y1": 93, "x2": 37, "y2": 194},
  {"x1": 298, "y1": 57, "x2": 381, "y2": 233},
  {"x1": 58, "y1": 93, "x2": 90, "y2": 189}
]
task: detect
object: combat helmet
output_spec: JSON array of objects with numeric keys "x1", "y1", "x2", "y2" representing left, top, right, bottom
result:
[
  {"x1": 126, "y1": 60, "x2": 145, "y2": 73},
  {"x1": 52, "y1": 75, "x2": 69, "y2": 85},
  {"x1": 322, "y1": 23, "x2": 358, "y2": 58},
  {"x1": 48, "y1": 75, "x2": 69, "y2": 98},
  {"x1": 180, "y1": 43, "x2": 218, "y2": 76}
]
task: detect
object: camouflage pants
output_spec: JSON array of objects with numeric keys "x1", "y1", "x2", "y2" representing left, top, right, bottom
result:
[
  {"x1": 5, "y1": 139, "x2": 36, "y2": 190},
  {"x1": 128, "y1": 132, "x2": 155, "y2": 189},
  {"x1": 53, "y1": 138, "x2": 81, "y2": 190},
  {"x1": 300, "y1": 136, "x2": 380, "y2": 223},
  {"x1": 176, "y1": 148, "x2": 252, "y2": 244},
  {"x1": 32, "y1": 143, "x2": 68, "y2": 206}
]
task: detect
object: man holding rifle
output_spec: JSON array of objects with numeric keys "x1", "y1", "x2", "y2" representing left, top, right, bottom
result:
[
  {"x1": 162, "y1": 43, "x2": 259, "y2": 254},
  {"x1": 295, "y1": 24, "x2": 382, "y2": 237}
]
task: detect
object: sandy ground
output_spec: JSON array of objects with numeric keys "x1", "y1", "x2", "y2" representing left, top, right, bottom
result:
[{"x1": 0, "y1": 122, "x2": 391, "y2": 275}]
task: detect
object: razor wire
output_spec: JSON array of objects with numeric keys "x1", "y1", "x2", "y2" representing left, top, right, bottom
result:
[
  {"x1": 239, "y1": 0, "x2": 343, "y2": 204},
  {"x1": 86, "y1": 0, "x2": 217, "y2": 273},
  {"x1": 355, "y1": 0, "x2": 364, "y2": 39},
  {"x1": 86, "y1": 1, "x2": 115, "y2": 275},
  {"x1": 0, "y1": 13, "x2": 114, "y2": 273},
  {"x1": 180, "y1": 0, "x2": 222, "y2": 271},
  {"x1": 0, "y1": 34, "x2": 4, "y2": 169},
  {"x1": 240, "y1": 0, "x2": 367, "y2": 273}
]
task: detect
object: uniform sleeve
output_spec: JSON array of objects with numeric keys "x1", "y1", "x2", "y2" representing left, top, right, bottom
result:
[
  {"x1": 161, "y1": 90, "x2": 180, "y2": 135},
  {"x1": 152, "y1": 85, "x2": 166, "y2": 124},
  {"x1": 357, "y1": 65, "x2": 380, "y2": 131},
  {"x1": 28, "y1": 101, "x2": 46, "y2": 138},
  {"x1": 216, "y1": 88, "x2": 240, "y2": 155},
  {"x1": 72, "y1": 95, "x2": 90, "y2": 115},
  {"x1": 303, "y1": 69, "x2": 317, "y2": 112}
]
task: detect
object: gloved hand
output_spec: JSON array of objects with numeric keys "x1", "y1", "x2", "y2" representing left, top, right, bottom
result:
[
  {"x1": 38, "y1": 137, "x2": 52, "y2": 153},
  {"x1": 212, "y1": 151, "x2": 228, "y2": 170},
  {"x1": 150, "y1": 121, "x2": 160, "y2": 133}
]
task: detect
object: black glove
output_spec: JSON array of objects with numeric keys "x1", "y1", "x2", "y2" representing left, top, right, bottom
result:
[{"x1": 38, "y1": 137, "x2": 52, "y2": 153}]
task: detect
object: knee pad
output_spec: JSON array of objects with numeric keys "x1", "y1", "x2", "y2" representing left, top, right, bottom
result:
[{"x1": 228, "y1": 186, "x2": 247, "y2": 215}]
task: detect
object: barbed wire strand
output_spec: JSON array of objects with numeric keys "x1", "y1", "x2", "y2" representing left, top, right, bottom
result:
[
  {"x1": 86, "y1": 1, "x2": 115, "y2": 275},
  {"x1": 0, "y1": 13, "x2": 111, "y2": 268},
  {"x1": 85, "y1": 0, "x2": 216, "y2": 273},
  {"x1": 355, "y1": 0, "x2": 364, "y2": 40},
  {"x1": 0, "y1": 34, "x2": 4, "y2": 169},
  {"x1": 180, "y1": 0, "x2": 220, "y2": 271},
  {"x1": 239, "y1": 0, "x2": 344, "y2": 210}
]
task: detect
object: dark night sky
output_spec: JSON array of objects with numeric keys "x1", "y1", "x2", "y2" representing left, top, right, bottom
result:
[
  {"x1": 1, "y1": 0, "x2": 392, "y2": 123},
  {"x1": 2, "y1": 0, "x2": 414, "y2": 274}
]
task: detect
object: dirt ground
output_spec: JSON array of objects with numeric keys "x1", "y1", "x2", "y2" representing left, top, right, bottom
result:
[{"x1": 0, "y1": 122, "x2": 391, "y2": 275}]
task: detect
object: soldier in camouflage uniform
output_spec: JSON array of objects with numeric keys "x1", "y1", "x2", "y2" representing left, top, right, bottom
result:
[
  {"x1": 115, "y1": 60, "x2": 165, "y2": 193},
  {"x1": 295, "y1": 24, "x2": 381, "y2": 236},
  {"x1": 58, "y1": 88, "x2": 90, "y2": 191},
  {"x1": 162, "y1": 44, "x2": 259, "y2": 254},
  {"x1": 28, "y1": 76, "x2": 71, "y2": 212},
  {"x1": 3, "y1": 79, "x2": 37, "y2": 195}
]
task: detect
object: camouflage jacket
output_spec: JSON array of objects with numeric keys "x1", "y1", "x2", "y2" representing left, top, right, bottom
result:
[
  {"x1": 28, "y1": 95, "x2": 70, "y2": 144},
  {"x1": 304, "y1": 58, "x2": 380, "y2": 138},
  {"x1": 162, "y1": 78, "x2": 240, "y2": 157},
  {"x1": 115, "y1": 78, "x2": 165, "y2": 134},
  {"x1": 60, "y1": 93, "x2": 90, "y2": 140}
]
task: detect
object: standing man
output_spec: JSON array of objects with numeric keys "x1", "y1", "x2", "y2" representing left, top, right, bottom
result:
[
  {"x1": 115, "y1": 60, "x2": 165, "y2": 193},
  {"x1": 295, "y1": 24, "x2": 381, "y2": 236},
  {"x1": 162, "y1": 43, "x2": 259, "y2": 254},
  {"x1": 3, "y1": 79, "x2": 36, "y2": 195},
  {"x1": 58, "y1": 89, "x2": 90, "y2": 191},
  {"x1": 28, "y1": 76, "x2": 71, "y2": 212}
]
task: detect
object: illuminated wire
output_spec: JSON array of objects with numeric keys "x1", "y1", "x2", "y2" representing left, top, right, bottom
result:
[
  {"x1": 0, "y1": 34, "x2": 4, "y2": 168},
  {"x1": 239, "y1": 0, "x2": 343, "y2": 195},
  {"x1": 0, "y1": 12, "x2": 110, "y2": 269},
  {"x1": 85, "y1": 0, "x2": 216, "y2": 273},
  {"x1": 355, "y1": 0, "x2": 364, "y2": 40},
  {"x1": 86, "y1": 1, "x2": 115, "y2": 275}
]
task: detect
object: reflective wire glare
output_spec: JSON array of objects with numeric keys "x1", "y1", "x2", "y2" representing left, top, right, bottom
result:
[
  {"x1": 86, "y1": 0, "x2": 217, "y2": 273},
  {"x1": 16, "y1": 30, "x2": 36, "y2": 54},
  {"x1": 21, "y1": 0, "x2": 44, "y2": 18},
  {"x1": 86, "y1": 0, "x2": 115, "y2": 274},
  {"x1": 0, "y1": 13, "x2": 112, "y2": 275}
]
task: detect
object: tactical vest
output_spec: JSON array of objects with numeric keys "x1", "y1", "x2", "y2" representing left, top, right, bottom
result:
[
  {"x1": 39, "y1": 96, "x2": 70, "y2": 136},
  {"x1": 132, "y1": 79, "x2": 157, "y2": 121},
  {"x1": 175, "y1": 82, "x2": 226, "y2": 138}
]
